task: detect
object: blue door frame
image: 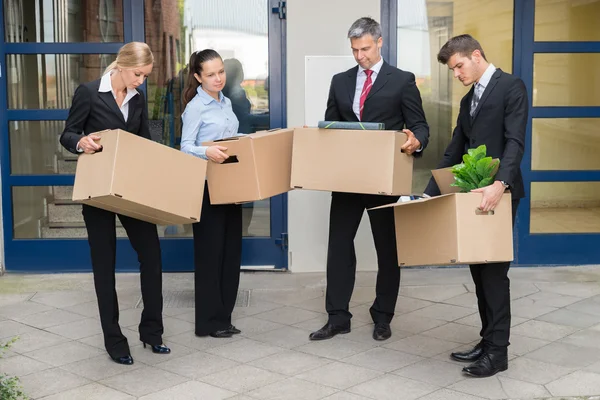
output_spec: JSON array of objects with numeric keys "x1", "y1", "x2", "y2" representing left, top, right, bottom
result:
[
  {"x1": 0, "y1": 0, "x2": 288, "y2": 272},
  {"x1": 383, "y1": 0, "x2": 600, "y2": 266}
]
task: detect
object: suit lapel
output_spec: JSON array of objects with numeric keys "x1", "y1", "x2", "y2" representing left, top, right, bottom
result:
[
  {"x1": 366, "y1": 61, "x2": 390, "y2": 101},
  {"x1": 98, "y1": 91, "x2": 126, "y2": 125},
  {"x1": 126, "y1": 94, "x2": 139, "y2": 125},
  {"x1": 346, "y1": 66, "x2": 358, "y2": 105},
  {"x1": 471, "y1": 69, "x2": 502, "y2": 122}
]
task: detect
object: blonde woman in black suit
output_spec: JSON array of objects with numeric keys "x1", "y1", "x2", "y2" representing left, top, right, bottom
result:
[{"x1": 60, "y1": 42, "x2": 170, "y2": 365}]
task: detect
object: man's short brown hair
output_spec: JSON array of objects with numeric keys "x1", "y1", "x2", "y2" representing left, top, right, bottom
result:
[{"x1": 437, "y1": 34, "x2": 487, "y2": 64}]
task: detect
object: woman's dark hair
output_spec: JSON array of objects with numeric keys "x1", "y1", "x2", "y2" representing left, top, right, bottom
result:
[{"x1": 182, "y1": 49, "x2": 222, "y2": 107}]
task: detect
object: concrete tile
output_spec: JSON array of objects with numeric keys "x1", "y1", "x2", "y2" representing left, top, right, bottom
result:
[
  {"x1": 78, "y1": 327, "x2": 139, "y2": 351},
  {"x1": 510, "y1": 297, "x2": 557, "y2": 319},
  {"x1": 0, "y1": 320, "x2": 37, "y2": 339},
  {"x1": 343, "y1": 324, "x2": 412, "y2": 345},
  {"x1": 100, "y1": 366, "x2": 187, "y2": 397},
  {"x1": 417, "y1": 388, "x2": 486, "y2": 400},
  {"x1": 39, "y1": 382, "x2": 135, "y2": 400},
  {"x1": 296, "y1": 361, "x2": 383, "y2": 390},
  {"x1": 350, "y1": 287, "x2": 376, "y2": 304},
  {"x1": 113, "y1": 308, "x2": 143, "y2": 328},
  {"x1": 45, "y1": 317, "x2": 103, "y2": 340},
  {"x1": 394, "y1": 295, "x2": 435, "y2": 314},
  {"x1": 170, "y1": 310, "x2": 195, "y2": 323},
  {"x1": 394, "y1": 358, "x2": 467, "y2": 387},
  {"x1": 248, "y1": 350, "x2": 331, "y2": 376},
  {"x1": 254, "y1": 306, "x2": 322, "y2": 325},
  {"x1": 342, "y1": 347, "x2": 424, "y2": 372},
  {"x1": 455, "y1": 313, "x2": 528, "y2": 328},
  {"x1": 19, "y1": 367, "x2": 90, "y2": 399},
  {"x1": 510, "y1": 282, "x2": 541, "y2": 299},
  {"x1": 293, "y1": 296, "x2": 327, "y2": 313},
  {"x1": 247, "y1": 377, "x2": 338, "y2": 400},
  {"x1": 137, "y1": 380, "x2": 236, "y2": 400},
  {"x1": 295, "y1": 336, "x2": 376, "y2": 360},
  {"x1": 449, "y1": 376, "x2": 550, "y2": 399},
  {"x1": 0, "y1": 354, "x2": 52, "y2": 376},
  {"x1": 251, "y1": 288, "x2": 324, "y2": 306},
  {"x1": 25, "y1": 341, "x2": 104, "y2": 367},
  {"x1": 525, "y1": 291, "x2": 584, "y2": 308},
  {"x1": 566, "y1": 299, "x2": 600, "y2": 317},
  {"x1": 442, "y1": 292, "x2": 478, "y2": 309},
  {"x1": 389, "y1": 313, "x2": 447, "y2": 334},
  {"x1": 61, "y1": 301, "x2": 102, "y2": 318},
  {"x1": 199, "y1": 364, "x2": 285, "y2": 393},
  {"x1": 129, "y1": 341, "x2": 196, "y2": 366},
  {"x1": 0, "y1": 293, "x2": 35, "y2": 307},
  {"x1": 421, "y1": 322, "x2": 481, "y2": 344},
  {"x1": 546, "y1": 371, "x2": 600, "y2": 397},
  {"x1": 155, "y1": 351, "x2": 239, "y2": 379},
  {"x1": 161, "y1": 317, "x2": 195, "y2": 337},
  {"x1": 249, "y1": 325, "x2": 312, "y2": 349},
  {"x1": 511, "y1": 320, "x2": 578, "y2": 341},
  {"x1": 585, "y1": 360, "x2": 600, "y2": 374},
  {"x1": 536, "y1": 282, "x2": 600, "y2": 298},
  {"x1": 165, "y1": 330, "x2": 242, "y2": 351},
  {"x1": 538, "y1": 308, "x2": 600, "y2": 328},
  {"x1": 503, "y1": 356, "x2": 575, "y2": 384},
  {"x1": 231, "y1": 301, "x2": 282, "y2": 319},
  {"x1": 30, "y1": 291, "x2": 97, "y2": 308},
  {"x1": 234, "y1": 316, "x2": 285, "y2": 336},
  {"x1": 61, "y1": 354, "x2": 145, "y2": 381},
  {"x1": 400, "y1": 285, "x2": 467, "y2": 302},
  {"x1": 5, "y1": 329, "x2": 69, "y2": 353},
  {"x1": 404, "y1": 304, "x2": 475, "y2": 322},
  {"x1": 526, "y1": 342, "x2": 600, "y2": 368},
  {"x1": 0, "y1": 301, "x2": 54, "y2": 318},
  {"x1": 13, "y1": 308, "x2": 85, "y2": 329},
  {"x1": 508, "y1": 334, "x2": 551, "y2": 356},
  {"x1": 161, "y1": 307, "x2": 194, "y2": 317},
  {"x1": 383, "y1": 334, "x2": 460, "y2": 357},
  {"x1": 349, "y1": 303, "x2": 377, "y2": 323},
  {"x1": 205, "y1": 338, "x2": 284, "y2": 363},
  {"x1": 348, "y1": 374, "x2": 439, "y2": 400},
  {"x1": 322, "y1": 393, "x2": 372, "y2": 400},
  {"x1": 561, "y1": 329, "x2": 600, "y2": 350}
]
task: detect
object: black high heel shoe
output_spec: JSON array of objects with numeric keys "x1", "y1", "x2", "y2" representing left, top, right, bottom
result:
[
  {"x1": 142, "y1": 342, "x2": 171, "y2": 354},
  {"x1": 111, "y1": 354, "x2": 134, "y2": 365}
]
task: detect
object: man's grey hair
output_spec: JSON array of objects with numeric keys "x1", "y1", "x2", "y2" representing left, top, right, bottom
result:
[{"x1": 347, "y1": 17, "x2": 382, "y2": 40}]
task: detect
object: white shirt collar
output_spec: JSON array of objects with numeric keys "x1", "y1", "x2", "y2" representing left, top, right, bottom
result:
[
  {"x1": 477, "y1": 63, "x2": 496, "y2": 89},
  {"x1": 358, "y1": 56, "x2": 384, "y2": 76},
  {"x1": 98, "y1": 71, "x2": 139, "y2": 98}
]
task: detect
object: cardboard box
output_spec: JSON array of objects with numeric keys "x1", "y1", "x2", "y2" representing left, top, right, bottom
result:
[
  {"x1": 72, "y1": 129, "x2": 207, "y2": 225},
  {"x1": 372, "y1": 166, "x2": 513, "y2": 266},
  {"x1": 203, "y1": 128, "x2": 294, "y2": 204},
  {"x1": 291, "y1": 128, "x2": 413, "y2": 195}
]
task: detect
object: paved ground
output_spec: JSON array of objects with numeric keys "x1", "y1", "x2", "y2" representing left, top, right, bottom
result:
[{"x1": 2, "y1": 266, "x2": 600, "y2": 399}]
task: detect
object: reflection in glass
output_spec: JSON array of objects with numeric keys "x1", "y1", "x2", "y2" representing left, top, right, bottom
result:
[
  {"x1": 532, "y1": 118, "x2": 600, "y2": 171},
  {"x1": 7, "y1": 54, "x2": 116, "y2": 109},
  {"x1": 145, "y1": 0, "x2": 271, "y2": 237},
  {"x1": 533, "y1": 53, "x2": 600, "y2": 107},
  {"x1": 396, "y1": 0, "x2": 514, "y2": 193},
  {"x1": 535, "y1": 0, "x2": 600, "y2": 42},
  {"x1": 3, "y1": 0, "x2": 123, "y2": 42},
  {"x1": 10, "y1": 121, "x2": 71, "y2": 175},
  {"x1": 531, "y1": 182, "x2": 600, "y2": 233}
]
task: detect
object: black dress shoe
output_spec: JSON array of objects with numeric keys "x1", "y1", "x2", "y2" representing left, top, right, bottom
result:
[
  {"x1": 111, "y1": 354, "x2": 134, "y2": 365},
  {"x1": 373, "y1": 323, "x2": 392, "y2": 341},
  {"x1": 309, "y1": 323, "x2": 350, "y2": 340},
  {"x1": 210, "y1": 329, "x2": 234, "y2": 338},
  {"x1": 463, "y1": 353, "x2": 508, "y2": 378},
  {"x1": 143, "y1": 342, "x2": 171, "y2": 354},
  {"x1": 228, "y1": 325, "x2": 241, "y2": 334},
  {"x1": 451, "y1": 342, "x2": 484, "y2": 362}
]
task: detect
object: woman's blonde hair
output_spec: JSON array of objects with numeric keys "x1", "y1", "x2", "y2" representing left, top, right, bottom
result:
[{"x1": 103, "y1": 42, "x2": 154, "y2": 75}]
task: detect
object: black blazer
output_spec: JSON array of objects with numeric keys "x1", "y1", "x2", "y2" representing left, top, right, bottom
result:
[
  {"x1": 424, "y1": 69, "x2": 528, "y2": 199},
  {"x1": 60, "y1": 79, "x2": 150, "y2": 154},
  {"x1": 325, "y1": 62, "x2": 429, "y2": 153}
]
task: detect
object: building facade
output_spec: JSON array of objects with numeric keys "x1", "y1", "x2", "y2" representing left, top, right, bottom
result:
[{"x1": 0, "y1": 0, "x2": 598, "y2": 272}]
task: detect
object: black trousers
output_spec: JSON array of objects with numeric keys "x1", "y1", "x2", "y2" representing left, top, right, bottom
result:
[
  {"x1": 82, "y1": 204, "x2": 164, "y2": 358},
  {"x1": 470, "y1": 199, "x2": 520, "y2": 356},
  {"x1": 325, "y1": 191, "x2": 400, "y2": 326},
  {"x1": 193, "y1": 185, "x2": 243, "y2": 335}
]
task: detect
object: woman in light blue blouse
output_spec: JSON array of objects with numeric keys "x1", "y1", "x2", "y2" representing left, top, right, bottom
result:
[{"x1": 181, "y1": 50, "x2": 243, "y2": 338}]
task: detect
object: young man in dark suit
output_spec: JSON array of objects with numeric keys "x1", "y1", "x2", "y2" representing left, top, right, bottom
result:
[
  {"x1": 424, "y1": 34, "x2": 528, "y2": 377},
  {"x1": 309, "y1": 17, "x2": 429, "y2": 342}
]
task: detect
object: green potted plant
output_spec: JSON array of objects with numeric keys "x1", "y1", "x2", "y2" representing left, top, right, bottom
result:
[
  {"x1": 0, "y1": 337, "x2": 29, "y2": 400},
  {"x1": 450, "y1": 145, "x2": 499, "y2": 192}
]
